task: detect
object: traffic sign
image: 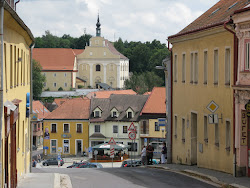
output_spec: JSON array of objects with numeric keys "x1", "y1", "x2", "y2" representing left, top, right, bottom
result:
[
  {"x1": 129, "y1": 132, "x2": 136, "y2": 140},
  {"x1": 110, "y1": 146, "x2": 114, "y2": 158},
  {"x1": 57, "y1": 147, "x2": 62, "y2": 153},
  {"x1": 94, "y1": 150, "x2": 98, "y2": 155},
  {"x1": 208, "y1": 114, "x2": 218, "y2": 124},
  {"x1": 88, "y1": 147, "x2": 92, "y2": 153},
  {"x1": 57, "y1": 154, "x2": 61, "y2": 160},
  {"x1": 43, "y1": 146, "x2": 49, "y2": 150},
  {"x1": 128, "y1": 122, "x2": 136, "y2": 132},
  {"x1": 207, "y1": 101, "x2": 219, "y2": 113},
  {"x1": 108, "y1": 137, "x2": 116, "y2": 145}
]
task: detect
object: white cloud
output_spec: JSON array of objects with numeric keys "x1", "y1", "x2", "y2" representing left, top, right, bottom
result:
[{"x1": 17, "y1": 0, "x2": 220, "y2": 43}]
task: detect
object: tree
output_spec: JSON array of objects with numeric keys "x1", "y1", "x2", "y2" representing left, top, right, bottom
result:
[{"x1": 32, "y1": 60, "x2": 46, "y2": 99}]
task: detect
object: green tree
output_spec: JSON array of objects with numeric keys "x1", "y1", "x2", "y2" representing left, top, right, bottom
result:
[{"x1": 32, "y1": 60, "x2": 46, "y2": 99}]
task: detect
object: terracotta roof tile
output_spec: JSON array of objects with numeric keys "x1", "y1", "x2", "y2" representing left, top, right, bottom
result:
[
  {"x1": 45, "y1": 97, "x2": 90, "y2": 120},
  {"x1": 141, "y1": 87, "x2": 166, "y2": 114},
  {"x1": 33, "y1": 48, "x2": 83, "y2": 71},
  {"x1": 169, "y1": 0, "x2": 250, "y2": 38},
  {"x1": 32, "y1": 100, "x2": 50, "y2": 119},
  {"x1": 53, "y1": 98, "x2": 69, "y2": 106},
  {"x1": 86, "y1": 89, "x2": 136, "y2": 99}
]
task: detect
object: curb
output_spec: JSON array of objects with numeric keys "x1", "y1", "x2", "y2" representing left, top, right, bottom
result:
[
  {"x1": 60, "y1": 174, "x2": 73, "y2": 188},
  {"x1": 54, "y1": 173, "x2": 60, "y2": 188}
]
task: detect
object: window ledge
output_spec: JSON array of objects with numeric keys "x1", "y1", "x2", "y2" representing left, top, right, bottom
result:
[
  {"x1": 204, "y1": 139, "x2": 208, "y2": 144},
  {"x1": 190, "y1": 81, "x2": 193, "y2": 84},
  {"x1": 225, "y1": 147, "x2": 230, "y2": 152},
  {"x1": 51, "y1": 131, "x2": 57, "y2": 133},
  {"x1": 182, "y1": 81, "x2": 185, "y2": 83},
  {"x1": 225, "y1": 83, "x2": 230, "y2": 86},
  {"x1": 174, "y1": 135, "x2": 177, "y2": 138},
  {"x1": 203, "y1": 82, "x2": 207, "y2": 85},
  {"x1": 194, "y1": 81, "x2": 198, "y2": 84},
  {"x1": 240, "y1": 71, "x2": 250, "y2": 73},
  {"x1": 214, "y1": 83, "x2": 218, "y2": 85},
  {"x1": 215, "y1": 143, "x2": 219, "y2": 147},
  {"x1": 182, "y1": 139, "x2": 185, "y2": 143}
]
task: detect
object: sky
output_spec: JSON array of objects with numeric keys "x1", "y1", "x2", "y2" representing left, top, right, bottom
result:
[{"x1": 17, "y1": 0, "x2": 219, "y2": 44}]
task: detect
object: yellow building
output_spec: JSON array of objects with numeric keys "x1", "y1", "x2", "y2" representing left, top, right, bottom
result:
[
  {"x1": 0, "y1": 0, "x2": 35, "y2": 187},
  {"x1": 43, "y1": 98, "x2": 90, "y2": 156},
  {"x1": 168, "y1": 0, "x2": 249, "y2": 174},
  {"x1": 77, "y1": 15, "x2": 129, "y2": 89}
]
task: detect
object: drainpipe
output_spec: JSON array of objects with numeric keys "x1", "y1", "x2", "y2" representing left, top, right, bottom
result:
[
  {"x1": 14, "y1": 0, "x2": 20, "y2": 11},
  {"x1": 224, "y1": 19, "x2": 238, "y2": 177},
  {"x1": 0, "y1": 1, "x2": 4, "y2": 187},
  {"x1": 29, "y1": 42, "x2": 35, "y2": 172}
]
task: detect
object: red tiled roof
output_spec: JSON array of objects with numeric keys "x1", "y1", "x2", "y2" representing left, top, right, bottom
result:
[
  {"x1": 169, "y1": 0, "x2": 250, "y2": 39},
  {"x1": 33, "y1": 48, "x2": 83, "y2": 71},
  {"x1": 86, "y1": 89, "x2": 136, "y2": 99},
  {"x1": 32, "y1": 100, "x2": 50, "y2": 119},
  {"x1": 141, "y1": 87, "x2": 166, "y2": 114},
  {"x1": 53, "y1": 98, "x2": 69, "y2": 106},
  {"x1": 143, "y1": 92, "x2": 151, "y2": 95},
  {"x1": 45, "y1": 97, "x2": 90, "y2": 120}
]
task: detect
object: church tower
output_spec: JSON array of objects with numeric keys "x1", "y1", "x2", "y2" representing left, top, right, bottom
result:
[{"x1": 96, "y1": 14, "x2": 101, "y2": 36}]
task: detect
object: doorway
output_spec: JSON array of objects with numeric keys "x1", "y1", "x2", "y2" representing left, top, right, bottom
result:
[
  {"x1": 191, "y1": 113, "x2": 197, "y2": 165},
  {"x1": 248, "y1": 117, "x2": 250, "y2": 177},
  {"x1": 76, "y1": 140, "x2": 82, "y2": 155}
]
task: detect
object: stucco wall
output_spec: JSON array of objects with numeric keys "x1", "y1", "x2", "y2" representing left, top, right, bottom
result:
[{"x1": 43, "y1": 72, "x2": 73, "y2": 91}]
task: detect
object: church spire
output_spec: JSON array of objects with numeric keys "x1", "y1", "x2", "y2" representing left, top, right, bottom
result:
[{"x1": 96, "y1": 14, "x2": 101, "y2": 37}]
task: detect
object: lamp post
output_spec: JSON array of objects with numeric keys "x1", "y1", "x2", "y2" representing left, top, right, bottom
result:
[{"x1": 155, "y1": 56, "x2": 172, "y2": 164}]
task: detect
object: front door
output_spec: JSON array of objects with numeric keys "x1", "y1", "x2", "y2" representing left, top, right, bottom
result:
[
  {"x1": 10, "y1": 123, "x2": 17, "y2": 188},
  {"x1": 76, "y1": 140, "x2": 82, "y2": 155},
  {"x1": 191, "y1": 113, "x2": 197, "y2": 165}
]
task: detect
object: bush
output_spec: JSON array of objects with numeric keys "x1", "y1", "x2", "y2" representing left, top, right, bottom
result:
[
  {"x1": 78, "y1": 85, "x2": 84, "y2": 89},
  {"x1": 45, "y1": 88, "x2": 50, "y2": 91},
  {"x1": 58, "y1": 87, "x2": 63, "y2": 91}
]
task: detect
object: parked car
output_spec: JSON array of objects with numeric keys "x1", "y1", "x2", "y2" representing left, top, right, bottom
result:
[
  {"x1": 69, "y1": 162, "x2": 103, "y2": 168},
  {"x1": 89, "y1": 163, "x2": 103, "y2": 168},
  {"x1": 43, "y1": 158, "x2": 64, "y2": 166},
  {"x1": 32, "y1": 145, "x2": 37, "y2": 151},
  {"x1": 121, "y1": 159, "x2": 142, "y2": 167},
  {"x1": 67, "y1": 161, "x2": 89, "y2": 168}
]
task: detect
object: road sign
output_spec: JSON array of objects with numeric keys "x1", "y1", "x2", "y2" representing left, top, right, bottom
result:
[
  {"x1": 110, "y1": 146, "x2": 114, "y2": 158},
  {"x1": 207, "y1": 101, "x2": 219, "y2": 113},
  {"x1": 128, "y1": 122, "x2": 136, "y2": 132},
  {"x1": 208, "y1": 114, "x2": 218, "y2": 124},
  {"x1": 144, "y1": 138, "x2": 147, "y2": 146},
  {"x1": 158, "y1": 118, "x2": 166, "y2": 126},
  {"x1": 43, "y1": 146, "x2": 49, "y2": 150},
  {"x1": 57, "y1": 154, "x2": 61, "y2": 160},
  {"x1": 94, "y1": 150, "x2": 98, "y2": 155},
  {"x1": 129, "y1": 131, "x2": 136, "y2": 140},
  {"x1": 57, "y1": 147, "x2": 62, "y2": 153},
  {"x1": 108, "y1": 137, "x2": 116, "y2": 145}
]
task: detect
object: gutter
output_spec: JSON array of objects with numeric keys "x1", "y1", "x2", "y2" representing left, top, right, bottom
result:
[
  {"x1": 14, "y1": 0, "x2": 20, "y2": 11},
  {"x1": 223, "y1": 19, "x2": 238, "y2": 177},
  {"x1": 0, "y1": 1, "x2": 4, "y2": 187}
]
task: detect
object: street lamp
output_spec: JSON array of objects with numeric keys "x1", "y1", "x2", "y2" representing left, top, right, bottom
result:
[{"x1": 155, "y1": 56, "x2": 172, "y2": 164}]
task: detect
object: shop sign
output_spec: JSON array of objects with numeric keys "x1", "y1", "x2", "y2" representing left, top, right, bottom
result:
[
  {"x1": 61, "y1": 134, "x2": 71, "y2": 138},
  {"x1": 241, "y1": 111, "x2": 248, "y2": 146}
]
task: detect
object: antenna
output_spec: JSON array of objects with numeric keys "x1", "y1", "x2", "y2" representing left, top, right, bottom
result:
[{"x1": 84, "y1": 28, "x2": 86, "y2": 34}]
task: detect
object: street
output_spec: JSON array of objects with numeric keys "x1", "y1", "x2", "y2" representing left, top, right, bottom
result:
[{"x1": 32, "y1": 167, "x2": 216, "y2": 188}]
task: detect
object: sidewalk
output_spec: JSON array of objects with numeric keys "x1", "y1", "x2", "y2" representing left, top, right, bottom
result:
[
  {"x1": 148, "y1": 163, "x2": 250, "y2": 188},
  {"x1": 17, "y1": 173, "x2": 60, "y2": 188}
]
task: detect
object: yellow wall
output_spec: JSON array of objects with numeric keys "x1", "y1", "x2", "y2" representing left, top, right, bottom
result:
[
  {"x1": 149, "y1": 119, "x2": 166, "y2": 138},
  {"x1": 170, "y1": 27, "x2": 234, "y2": 174},
  {"x1": 43, "y1": 120, "x2": 89, "y2": 156},
  {"x1": 2, "y1": 9, "x2": 33, "y2": 186},
  {"x1": 42, "y1": 72, "x2": 73, "y2": 91}
]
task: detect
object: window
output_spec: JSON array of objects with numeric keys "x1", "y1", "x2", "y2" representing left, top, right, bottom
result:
[
  {"x1": 204, "y1": 116, "x2": 208, "y2": 143},
  {"x1": 64, "y1": 73, "x2": 67, "y2": 77},
  {"x1": 190, "y1": 53, "x2": 194, "y2": 83},
  {"x1": 95, "y1": 111, "x2": 100, "y2": 118},
  {"x1": 54, "y1": 83, "x2": 57, "y2": 87},
  {"x1": 14, "y1": 46, "x2": 16, "y2": 87},
  {"x1": 226, "y1": 121, "x2": 230, "y2": 151},
  {"x1": 123, "y1": 126, "x2": 128, "y2": 133},
  {"x1": 104, "y1": 52, "x2": 106, "y2": 56},
  {"x1": 174, "y1": 55, "x2": 177, "y2": 82},
  {"x1": 128, "y1": 142, "x2": 137, "y2": 151},
  {"x1": 90, "y1": 52, "x2": 93, "y2": 56},
  {"x1": 204, "y1": 51, "x2": 208, "y2": 84},
  {"x1": 51, "y1": 140, "x2": 57, "y2": 153},
  {"x1": 245, "y1": 42, "x2": 250, "y2": 70},
  {"x1": 54, "y1": 73, "x2": 56, "y2": 77},
  {"x1": 44, "y1": 73, "x2": 46, "y2": 76},
  {"x1": 215, "y1": 123, "x2": 219, "y2": 146},
  {"x1": 182, "y1": 54, "x2": 186, "y2": 83},
  {"x1": 63, "y1": 140, "x2": 69, "y2": 154},
  {"x1": 4, "y1": 43, "x2": 7, "y2": 91},
  {"x1": 44, "y1": 82, "x2": 46, "y2": 87},
  {"x1": 112, "y1": 111, "x2": 117, "y2": 118},
  {"x1": 214, "y1": 49, "x2": 219, "y2": 85},
  {"x1": 64, "y1": 83, "x2": 67, "y2": 87},
  {"x1": 174, "y1": 116, "x2": 177, "y2": 138},
  {"x1": 95, "y1": 125, "x2": 100, "y2": 133},
  {"x1": 155, "y1": 122, "x2": 159, "y2": 131},
  {"x1": 127, "y1": 112, "x2": 132, "y2": 118},
  {"x1": 76, "y1": 124, "x2": 82, "y2": 133},
  {"x1": 64, "y1": 124, "x2": 70, "y2": 133},
  {"x1": 113, "y1": 125, "x2": 118, "y2": 133},
  {"x1": 23, "y1": 52, "x2": 25, "y2": 85},
  {"x1": 194, "y1": 53, "x2": 198, "y2": 83},
  {"x1": 143, "y1": 121, "x2": 147, "y2": 134},
  {"x1": 96, "y1": 64, "x2": 101, "y2": 71},
  {"x1": 182, "y1": 118, "x2": 185, "y2": 142},
  {"x1": 225, "y1": 48, "x2": 231, "y2": 85},
  {"x1": 51, "y1": 124, "x2": 57, "y2": 133},
  {"x1": 10, "y1": 45, "x2": 13, "y2": 88}
]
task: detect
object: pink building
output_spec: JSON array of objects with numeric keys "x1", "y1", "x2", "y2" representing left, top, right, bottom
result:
[{"x1": 233, "y1": 6, "x2": 250, "y2": 177}]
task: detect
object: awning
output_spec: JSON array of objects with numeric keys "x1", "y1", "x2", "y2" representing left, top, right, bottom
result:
[
  {"x1": 4, "y1": 100, "x2": 17, "y2": 111},
  {"x1": 92, "y1": 143, "x2": 129, "y2": 150}
]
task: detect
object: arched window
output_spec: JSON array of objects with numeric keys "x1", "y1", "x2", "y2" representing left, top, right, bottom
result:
[{"x1": 96, "y1": 64, "x2": 101, "y2": 71}]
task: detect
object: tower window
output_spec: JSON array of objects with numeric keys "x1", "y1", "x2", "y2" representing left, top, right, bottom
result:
[{"x1": 96, "y1": 64, "x2": 101, "y2": 71}]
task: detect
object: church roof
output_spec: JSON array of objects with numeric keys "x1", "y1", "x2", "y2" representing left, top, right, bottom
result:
[
  {"x1": 33, "y1": 48, "x2": 84, "y2": 71},
  {"x1": 105, "y1": 40, "x2": 128, "y2": 60}
]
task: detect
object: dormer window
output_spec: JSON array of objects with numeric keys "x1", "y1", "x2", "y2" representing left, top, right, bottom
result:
[
  {"x1": 127, "y1": 112, "x2": 132, "y2": 118},
  {"x1": 95, "y1": 111, "x2": 100, "y2": 118},
  {"x1": 112, "y1": 111, "x2": 117, "y2": 118}
]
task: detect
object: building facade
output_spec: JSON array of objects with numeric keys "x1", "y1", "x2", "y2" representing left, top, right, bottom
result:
[
  {"x1": 43, "y1": 98, "x2": 90, "y2": 156},
  {"x1": 33, "y1": 48, "x2": 83, "y2": 91},
  {"x1": 168, "y1": 0, "x2": 250, "y2": 174},
  {"x1": 77, "y1": 16, "x2": 129, "y2": 89},
  {"x1": 233, "y1": 6, "x2": 250, "y2": 177},
  {"x1": 1, "y1": 0, "x2": 34, "y2": 187}
]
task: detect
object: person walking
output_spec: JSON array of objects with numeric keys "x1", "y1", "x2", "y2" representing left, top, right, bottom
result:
[
  {"x1": 146, "y1": 143, "x2": 154, "y2": 165},
  {"x1": 37, "y1": 154, "x2": 41, "y2": 163},
  {"x1": 141, "y1": 146, "x2": 147, "y2": 165},
  {"x1": 161, "y1": 142, "x2": 167, "y2": 164}
]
